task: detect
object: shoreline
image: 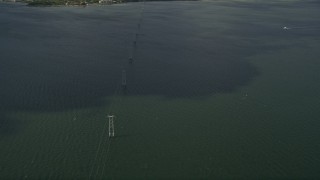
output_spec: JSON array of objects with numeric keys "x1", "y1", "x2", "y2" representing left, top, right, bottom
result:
[{"x1": 22, "y1": 0, "x2": 199, "y2": 6}]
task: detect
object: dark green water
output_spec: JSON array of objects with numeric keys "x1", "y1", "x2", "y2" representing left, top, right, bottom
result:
[{"x1": 1, "y1": 0, "x2": 320, "y2": 178}]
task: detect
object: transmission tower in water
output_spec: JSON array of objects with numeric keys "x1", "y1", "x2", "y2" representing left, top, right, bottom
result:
[
  {"x1": 108, "y1": 115, "x2": 115, "y2": 137},
  {"x1": 122, "y1": 70, "x2": 127, "y2": 87}
]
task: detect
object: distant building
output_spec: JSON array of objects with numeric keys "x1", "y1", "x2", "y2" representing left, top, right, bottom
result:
[
  {"x1": 99, "y1": 0, "x2": 112, "y2": 4},
  {"x1": 65, "y1": 1, "x2": 88, "y2": 5}
]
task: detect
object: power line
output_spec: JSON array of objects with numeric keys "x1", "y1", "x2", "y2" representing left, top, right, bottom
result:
[
  {"x1": 88, "y1": 81, "x2": 122, "y2": 180},
  {"x1": 89, "y1": 1, "x2": 147, "y2": 179}
]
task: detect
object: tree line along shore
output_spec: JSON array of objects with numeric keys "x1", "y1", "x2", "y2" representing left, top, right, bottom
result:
[{"x1": 16, "y1": 0, "x2": 198, "y2": 6}]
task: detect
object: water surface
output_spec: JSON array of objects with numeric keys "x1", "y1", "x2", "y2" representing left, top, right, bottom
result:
[{"x1": 1, "y1": 1, "x2": 320, "y2": 178}]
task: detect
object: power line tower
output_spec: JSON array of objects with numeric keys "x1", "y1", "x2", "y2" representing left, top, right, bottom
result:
[
  {"x1": 122, "y1": 70, "x2": 127, "y2": 87},
  {"x1": 108, "y1": 115, "x2": 115, "y2": 137}
]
